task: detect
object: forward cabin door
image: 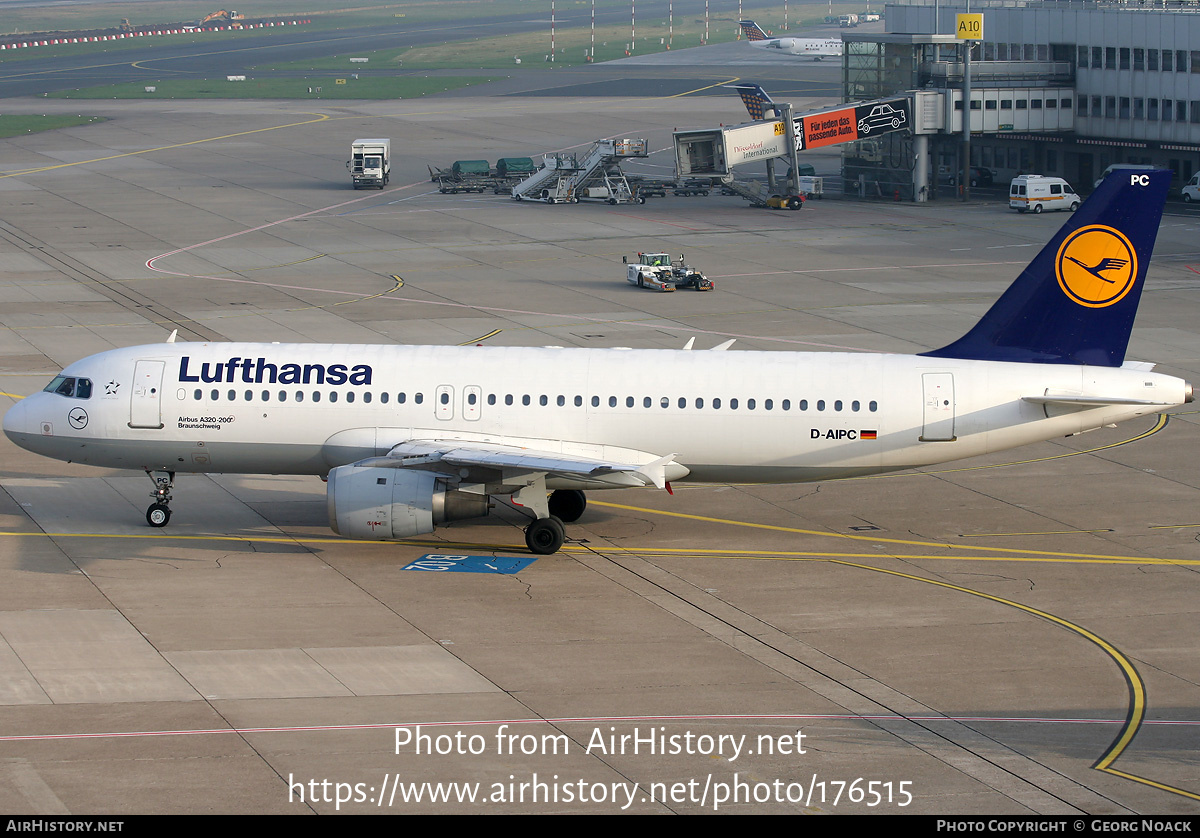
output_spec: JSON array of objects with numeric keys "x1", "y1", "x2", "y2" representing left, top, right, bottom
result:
[
  {"x1": 129, "y1": 360, "x2": 165, "y2": 429},
  {"x1": 920, "y1": 372, "x2": 956, "y2": 441}
]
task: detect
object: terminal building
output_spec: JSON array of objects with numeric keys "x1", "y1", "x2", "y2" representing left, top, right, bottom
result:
[{"x1": 839, "y1": 0, "x2": 1200, "y2": 199}]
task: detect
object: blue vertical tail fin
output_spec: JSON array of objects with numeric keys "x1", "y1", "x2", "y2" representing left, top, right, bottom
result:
[
  {"x1": 726, "y1": 82, "x2": 778, "y2": 120},
  {"x1": 921, "y1": 170, "x2": 1171, "y2": 366},
  {"x1": 739, "y1": 20, "x2": 770, "y2": 41}
]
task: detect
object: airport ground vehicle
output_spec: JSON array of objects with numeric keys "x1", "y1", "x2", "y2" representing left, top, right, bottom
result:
[
  {"x1": 347, "y1": 139, "x2": 389, "y2": 189},
  {"x1": 623, "y1": 253, "x2": 714, "y2": 291},
  {"x1": 1009, "y1": 175, "x2": 1081, "y2": 213},
  {"x1": 969, "y1": 167, "x2": 995, "y2": 187},
  {"x1": 674, "y1": 179, "x2": 713, "y2": 197},
  {"x1": 1182, "y1": 173, "x2": 1200, "y2": 202}
]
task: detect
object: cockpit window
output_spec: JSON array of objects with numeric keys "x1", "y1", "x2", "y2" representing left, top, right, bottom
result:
[{"x1": 43, "y1": 376, "x2": 92, "y2": 399}]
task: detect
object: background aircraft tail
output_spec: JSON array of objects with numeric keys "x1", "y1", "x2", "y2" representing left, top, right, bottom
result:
[
  {"x1": 727, "y1": 82, "x2": 778, "y2": 120},
  {"x1": 739, "y1": 20, "x2": 770, "y2": 41},
  {"x1": 922, "y1": 170, "x2": 1171, "y2": 366}
]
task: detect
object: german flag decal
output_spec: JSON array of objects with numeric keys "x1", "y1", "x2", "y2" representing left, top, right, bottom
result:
[{"x1": 860, "y1": 430, "x2": 878, "y2": 440}]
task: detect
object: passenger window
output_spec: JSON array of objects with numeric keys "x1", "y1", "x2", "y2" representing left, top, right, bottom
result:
[
  {"x1": 364, "y1": 392, "x2": 373, "y2": 404},
  {"x1": 834, "y1": 400, "x2": 843, "y2": 411},
  {"x1": 713, "y1": 397, "x2": 722, "y2": 409},
  {"x1": 869, "y1": 400, "x2": 878, "y2": 412},
  {"x1": 414, "y1": 393, "x2": 423, "y2": 405},
  {"x1": 730, "y1": 398, "x2": 738, "y2": 410},
  {"x1": 346, "y1": 392, "x2": 355, "y2": 403},
  {"x1": 194, "y1": 389, "x2": 202, "y2": 400},
  {"x1": 817, "y1": 400, "x2": 826, "y2": 411},
  {"x1": 695, "y1": 398, "x2": 704, "y2": 409},
  {"x1": 782, "y1": 399, "x2": 791, "y2": 410},
  {"x1": 211, "y1": 389, "x2": 219, "y2": 401},
  {"x1": 852, "y1": 400, "x2": 860, "y2": 412},
  {"x1": 313, "y1": 392, "x2": 322, "y2": 403},
  {"x1": 329, "y1": 392, "x2": 339, "y2": 403},
  {"x1": 660, "y1": 397, "x2": 669, "y2": 408},
  {"x1": 296, "y1": 391, "x2": 305, "y2": 402},
  {"x1": 747, "y1": 398, "x2": 756, "y2": 410},
  {"x1": 505, "y1": 394, "x2": 513, "y2": 406},
  {"x1": 626, "y1": 396, "x2": 634, "y2": 408},
  {"x1": 591, "y1": 396, "x2": 599, "y2": 407},
  {"x1": 643, "y1": 397, "x2": 651, "y2": 408},
  {"x1": 398, "y1": 393, "x2": 407, "y2": 404},
  {"x1": 800, "y1": 399, "x2": 808, "y2": 410},
  {"x1": 381, "y1": 392, "x2": 389, "y2": 404},
  {"x1": 523, "y1": 395, "x2": 531, "y2": 406},
  {"x1": 227, "y1": 389, "x2": 235, "y2": 401}
]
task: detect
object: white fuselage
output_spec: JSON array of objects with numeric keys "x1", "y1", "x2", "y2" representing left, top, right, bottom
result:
[
  {"x1": 3, "y1": 342, "x2": 1187, "y2": 487},
  {"x1": 751, "y1": 38, "x2": 843, "y2": 59}
]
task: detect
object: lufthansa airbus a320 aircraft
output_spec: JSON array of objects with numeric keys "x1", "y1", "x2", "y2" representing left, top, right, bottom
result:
[{"x1": 3, "y1": 172, "x2": 1189, "y2": 554}]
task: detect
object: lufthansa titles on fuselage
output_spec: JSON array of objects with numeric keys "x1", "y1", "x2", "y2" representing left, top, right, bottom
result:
[{"x1": 178, "y1": 357, "x2": 373, "y2": 386}]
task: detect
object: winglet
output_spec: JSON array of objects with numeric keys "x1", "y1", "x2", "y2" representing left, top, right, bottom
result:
[{"x1": 922, "y1": 170, "x2": 1171, "y2": 367}]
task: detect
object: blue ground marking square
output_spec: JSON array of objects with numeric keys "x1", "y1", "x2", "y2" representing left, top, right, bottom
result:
[{"x1": 402, "y1": 554, "x2": 537, "y2": 574}]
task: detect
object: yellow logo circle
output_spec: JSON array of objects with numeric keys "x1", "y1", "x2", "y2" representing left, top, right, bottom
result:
[{"x1": 1055, "y1": 225, "x2": 1137, "y2": 308}]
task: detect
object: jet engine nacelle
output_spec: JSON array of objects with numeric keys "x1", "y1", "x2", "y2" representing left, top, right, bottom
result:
[{"x1": 326, "y1": 466, "x2": 489, "y2": 540}]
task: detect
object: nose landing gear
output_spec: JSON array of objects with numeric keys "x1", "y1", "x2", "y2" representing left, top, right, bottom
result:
[{"x1": 145, "y1": 470, "x2": 174, "y2": 527}]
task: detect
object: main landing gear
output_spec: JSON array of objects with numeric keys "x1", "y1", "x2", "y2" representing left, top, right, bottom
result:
[
  {"x1": 145, "y1": 470, "x2": 174, "y2": 528},
  {"x1": 515, "y1": 485, "x2": 588, "y2": 555}
]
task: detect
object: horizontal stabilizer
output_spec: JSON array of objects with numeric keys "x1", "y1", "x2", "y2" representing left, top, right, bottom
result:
[{"x1": 1023, "y1": 394, "x2": 1174, "y2": 408}]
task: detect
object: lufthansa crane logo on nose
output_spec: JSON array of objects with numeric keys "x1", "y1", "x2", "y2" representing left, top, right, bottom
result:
[
  {"x1": 68, "y1": 407, "x2": 88, "y2": 430},
  {"x1": 1055, "y1": 224, "x2": 1138, "y2": 308}
]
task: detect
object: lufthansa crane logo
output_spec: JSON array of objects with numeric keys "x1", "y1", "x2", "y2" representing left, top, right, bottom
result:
[{"x1": 1055, "y1": 224, "x2": 1138, "y2": 308}]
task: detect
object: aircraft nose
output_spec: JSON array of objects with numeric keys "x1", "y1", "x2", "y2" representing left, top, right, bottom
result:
[{"x1": 3, "y1": 396, "x2": 30, "y2": 444}]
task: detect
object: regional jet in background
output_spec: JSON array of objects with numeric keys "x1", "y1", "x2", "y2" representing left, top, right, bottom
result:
[
  {"x1": 739, "y1": 20, "x2": 843, "y2": 60},
  {"x1": 3, "y1": 172, "x2": 1189, "y2": 555}
]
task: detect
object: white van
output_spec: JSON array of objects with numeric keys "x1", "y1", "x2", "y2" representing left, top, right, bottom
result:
[
  {"x1": 1182, "y1": 173, "x2": 1200, "y2": 203},
  {"x1": 1009, "y1": 175, "x2": 1081, "y2": 213}
]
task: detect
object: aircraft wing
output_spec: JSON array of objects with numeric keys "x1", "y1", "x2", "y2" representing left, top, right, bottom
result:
[{"x1": 355, "y1": 440, "x2": 683, "y2": 489}]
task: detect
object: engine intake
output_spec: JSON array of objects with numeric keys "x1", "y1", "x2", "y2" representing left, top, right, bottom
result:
[{"x1": 327, "y1": 466, "x2": 488, "y2": 540}]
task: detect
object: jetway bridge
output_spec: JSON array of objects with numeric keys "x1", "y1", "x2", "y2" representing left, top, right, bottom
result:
[{"x1": 675, "y1": 85, "x2": 1074, "y2": 203}]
